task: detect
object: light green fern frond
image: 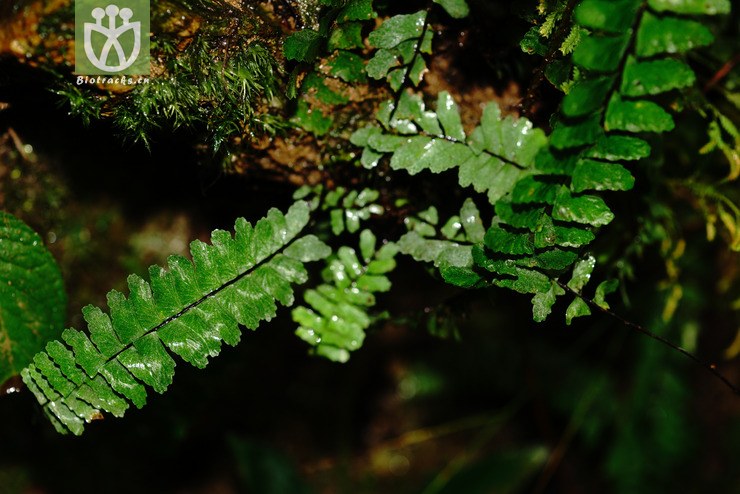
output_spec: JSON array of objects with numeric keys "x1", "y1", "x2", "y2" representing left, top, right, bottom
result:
[
  {"x1": 292, "y1": 229, "x2": 397, "y2": 362},
  {"x1": 21, "y1": 201, "x2": 330, "y2": 435}
]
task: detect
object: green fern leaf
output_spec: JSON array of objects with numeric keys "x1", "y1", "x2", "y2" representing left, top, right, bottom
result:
[
  {"x1": 636, "y1": 12, "x2": 714, "y2": 57},
  {"x1": 586, "y1": 136, "x2": 651, "y2": 162},
  {"x1": 647, "y1": 0, "x2": 730, "y2": 15},
  {"x1": 355, "y1": 91, "x2": 547, "y2": 204},
  {"x1": 620, "y1": 57, "x2": 696, "y2": 97},
  {"x1": 335, "y1": 0, "x2": 375, "y2": 22},
  {"x1": 367, "y1": 11, "x2": 432, "y2": 90},
  {"x1": 21, "y1": 202, "x2": 330, "y2": 435},
  {"x1": 284, "y1": 29, "x2": 324, "y2": 63},
  {"x1": 398, "y1": 199, "x2": 486, "y2": 288},
  {"x1": 488, "y1": 0, "x2": 725, "y2": 322},
  {"x1": 574, "y1": 0, "x2": 640, "y2": 33},
  {"x1": 293, "y1": 229, "x2": 396, "y2": 362},
  {"x1": 605, "y1": 94, "x2": 675, "y2": 133},
  {"x1": 433, "y1": 0, "x2": 470, "y2": 18},
  {"x1": 321, "y1": 187, "x2": 384, "y2": 235}
]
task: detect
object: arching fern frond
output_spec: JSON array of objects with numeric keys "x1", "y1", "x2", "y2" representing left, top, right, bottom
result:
[{"x1": 21, "y1": 201, "x2": 330, "y2": 435}]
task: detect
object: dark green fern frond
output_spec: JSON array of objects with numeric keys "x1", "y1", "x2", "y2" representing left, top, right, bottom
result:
[
  {"x1": 471, "y1": 0, "x2": 729, "y2": 322},
  {"x1": 21, "y1": 202, "x2": 330, "y2": 435}
]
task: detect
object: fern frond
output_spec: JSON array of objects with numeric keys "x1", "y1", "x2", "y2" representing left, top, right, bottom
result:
[
  {"x1": 398, "y1": 199, "x2": 487, "y2": 288},
  {"x1": 352, "y1": 91, "x2": 548, "y2": 204},
  {"x1": 325, "y1": 187, "x2": 384, "y2": 235},
  {"x1": 292, "y1": 229, "x2": 397, "y2": 362},
  {"x1": 469, "y1": 0, "x2": 727, "y2": 322},
  {"x1": 21, "y1": 202, "x2": 330, "y2": 435},
  {"x1": 366, "y1": 10, "x2": 432, "y2": 91}
]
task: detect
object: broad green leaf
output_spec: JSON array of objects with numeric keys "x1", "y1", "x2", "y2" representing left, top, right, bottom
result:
[
  {"x1": 440, "y1": 265, "x2": 483, "y2": 288},
  {"x1": 571, "y1": 159, "x2": 635, "y2": 192},
  {"x1": 433, "y1": 0, "x2": 470, "y2": 19},
  {"x1": 292, "y1": 100, "x2": 333, "y2": 135},
  {"x1": 605, "y1": 95, "x2": 675, "y2": 133},
  {"x1": 0, "y1": 212, "x2": 66, "y2": 387},
  {"x1": 350, "y1": 125, "x2": 382, "y2": 147},
  {"x1": 458, "y1": 154, "x2": 523, "y2": 204},
  {"x1": 301, "y1": 73, "x2": 349, "y2": 105},
  {"x1": 368, "y1": 11, "x2": 426, "y2": 49},
  {"x1": 283, "y1": 29, "x2": 323, "y2": 62},
  {"x1": 495, "y1": 201, "x2": 545, "y2": 230},
  {"x1": 647, "y1": 0, "x2": 730, "y2": 15},
  {"x1": 535, "y1": 148, "x2": 579, "y2": 175},
  {"x1": 512, "y1": 176, "x2": 560, "y2": 205},
  {"x1": 586, "y1": 135, "x2": 651, "y2": 161},
  {"x1": 575, "y1": 0, "x2": 641, "y2": 34},
  {"x1": 621, "y1": 57, "x2": 696, "y2": 96},
  {"x1": 551, "y1": 226, "x2": 596, "y2": 248},
  {"x1": 397, "y1": 230, "x2": 442, "y2": 259},
  {"x1": 408, "y1": 56, "x2": 428, "y2": 87},
  {"x1": 561, "y1": 76, "x2": 615, "y2": 118},
  {"x1": 368, "y1": 134, "x2": 408, "y2": 151},
  {"x1": 284, "y1": 235, "x2": 333, "y2": 262},
  {"x1": 493, "y1": 268, "x2": 551, "y2": 295},
  {"x1": 527, "y1": 249, "x2": 579, "y2": 271},
  {"x1": 361, "y1": 147, "x2": 383, "y2": 169},
  {"x1": 398, "y1": 199, "x2": 488, "y2": 288},
  {"x1": 636, "y1": 12, "x2": 714, "y2": 57},
  {"x1": 572, "y1": 33, "x2": 630, "y2": 72}
]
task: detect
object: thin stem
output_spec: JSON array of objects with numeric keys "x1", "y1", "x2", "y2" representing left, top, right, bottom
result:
[{"x1": 556, "y1": 280, "x2": 740, "y2": 397}]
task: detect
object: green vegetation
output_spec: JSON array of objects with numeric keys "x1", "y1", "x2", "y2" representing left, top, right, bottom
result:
[{"x1": 0, "y1": 0, "x2": 738, "y2": 491}]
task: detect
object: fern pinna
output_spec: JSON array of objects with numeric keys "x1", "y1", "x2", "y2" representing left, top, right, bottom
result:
[{"x1": 21, "y1": 202, "x2": 330, "y2": 435}]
